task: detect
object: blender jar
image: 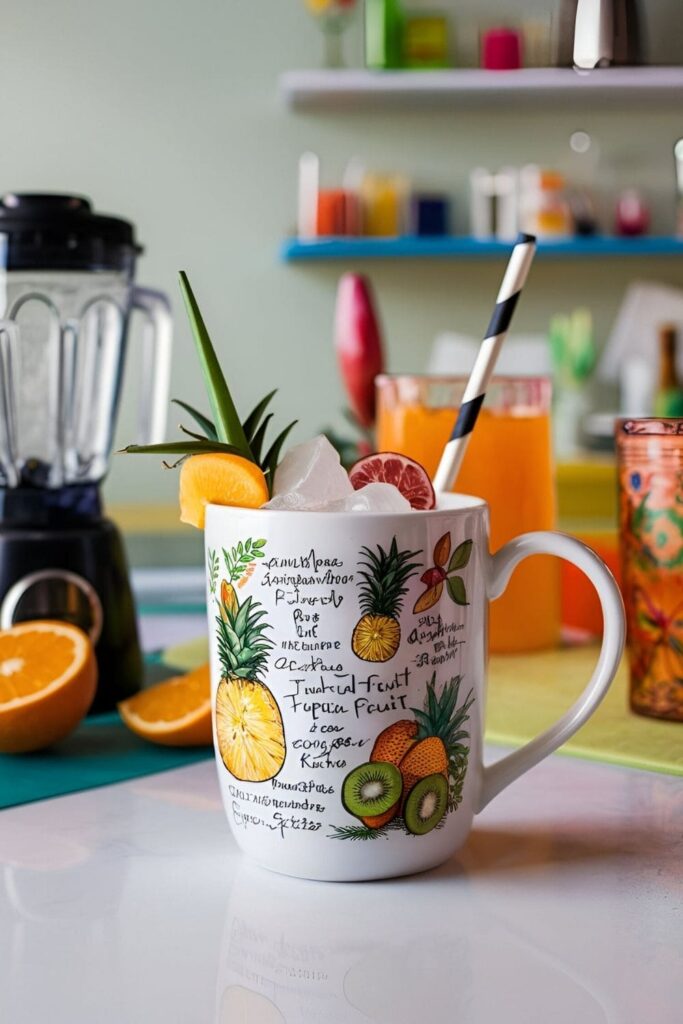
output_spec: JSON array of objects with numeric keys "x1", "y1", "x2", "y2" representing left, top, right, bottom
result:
[{"x1": 0, "y1": 193, "x2": 171, "y2": 490}]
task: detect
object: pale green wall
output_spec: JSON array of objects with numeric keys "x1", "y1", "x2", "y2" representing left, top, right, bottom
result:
[{"x1": 1, "y1": 0, "x2": 682, "y2": 505}]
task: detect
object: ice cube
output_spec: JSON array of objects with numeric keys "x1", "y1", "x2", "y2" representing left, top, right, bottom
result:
[
  {"x1": 324, "y1": 482, "x2": 412, "y2": 513},
  {"x1": 264, "y1": 435, "x2": 353, "y2": 510}
]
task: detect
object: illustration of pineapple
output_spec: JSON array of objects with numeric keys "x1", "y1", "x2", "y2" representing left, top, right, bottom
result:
[
  {"x1": 215, "y1": 594, "x2": 286, "y2": 783},
  {"x1": 352, "y1": 538, "x2": 421, "y2": 662},
  {"x1": 402, "y1": 673, "x2": 475, "y2": 812}
]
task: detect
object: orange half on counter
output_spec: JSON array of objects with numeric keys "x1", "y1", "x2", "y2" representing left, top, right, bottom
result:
[
  {"x1": 0, "y1": 620, "x2": 97, "y2": 754},
  {"x1": 118, "y1": 663, "x2": 212, "y2": 747}
]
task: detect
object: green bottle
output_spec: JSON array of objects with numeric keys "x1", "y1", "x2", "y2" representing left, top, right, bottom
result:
[
  {"x1": 654, "y1": 325, "x2": 683, "y2": 418},
  {"x1": 365, "y1": 0, "x2": 404, "y2": 69}
]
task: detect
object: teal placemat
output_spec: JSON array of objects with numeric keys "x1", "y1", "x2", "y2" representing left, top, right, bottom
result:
[{"x1": 0, "y1": 659, "x2": 213, "y2": 812}]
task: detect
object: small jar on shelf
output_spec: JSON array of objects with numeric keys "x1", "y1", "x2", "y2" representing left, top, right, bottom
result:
[{"x1": 519, "y1": 166, "x2": 573, "y2": 239}]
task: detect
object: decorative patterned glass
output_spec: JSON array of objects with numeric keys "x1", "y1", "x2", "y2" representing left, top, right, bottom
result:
[{"x1": 617, "y1": 419, "x2": 683, "y2": 721}]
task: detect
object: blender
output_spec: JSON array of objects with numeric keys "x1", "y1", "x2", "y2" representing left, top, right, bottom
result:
[{"x1": 0, "y1": 194, "x2": 172, "y2": 711}]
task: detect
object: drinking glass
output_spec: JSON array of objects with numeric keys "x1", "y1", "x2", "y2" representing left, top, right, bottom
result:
[
  {"x1": 303, "y1": 0, "x2": 358, "y2": 68},
  {"x1": 376, "y1": 375, "x2": 559, "y2": 653},
  {"x1": 617, "y1": 418, "x2": 683, "y2": 721}
]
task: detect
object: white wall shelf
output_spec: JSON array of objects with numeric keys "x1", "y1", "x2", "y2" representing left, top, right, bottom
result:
[{"x1": 280, "y1": 66, "x2": 683, "y2": 111}]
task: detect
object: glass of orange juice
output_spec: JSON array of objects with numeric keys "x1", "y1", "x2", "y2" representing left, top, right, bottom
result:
[{"x1": 376, "y1": 374, "x2": 559, "y2": 653}]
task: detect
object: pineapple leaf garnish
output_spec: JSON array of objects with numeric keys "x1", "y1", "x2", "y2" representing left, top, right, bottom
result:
[
  {"x1": 250, "y1": 413, "x2": 274, "y2": 463},
  {"x1": 179, "y1": 271, "x2": 251, "y2": 457},
  {"x1": 126, "y1": 275, "x2": 296, "y2": 493},
  {"x1": 242, "y1": 390, "x2": 277, "y2": 444},
  {"x1": 121, "y1": 440, "x2": 245, "y2": 457},
  {"x1": 179, "y1": 424, "x2": 210, "y2": 442},
  {"x1": 171, "y1": 399, "x2": 218, "y2": 441},
  {"x1": 262, "y1": 420, "x2": 298, "y2": 483}
]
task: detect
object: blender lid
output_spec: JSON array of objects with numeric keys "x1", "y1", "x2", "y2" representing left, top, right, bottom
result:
[{"x1": 0, "y1": 193, "x2": 143, "y2": 272}]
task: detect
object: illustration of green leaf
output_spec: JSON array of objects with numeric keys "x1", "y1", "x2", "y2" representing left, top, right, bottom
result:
[
  {"x1": 207, "y1": 548, "x2": 219, "y2": 594},
  {"x1": 447, "y1": 575, "x2": 469, "y2": 606},
  {"x1": 448, "y1": 540, "x2": 473, "y2": 573},
  {"x1": 329, "y1": 820, "x2": 405, "y2": 841}
]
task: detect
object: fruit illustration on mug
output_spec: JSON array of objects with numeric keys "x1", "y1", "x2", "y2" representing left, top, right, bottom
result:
[
  {"x1": 333, "y1": 673, "x2": 475, "y2": 839},
  {"x1": 220, "y1": 580, "x2": 239, "y2": 618},
  {"x1": 351, "y1": 537, "x2": 421, "y2": 662},
  {"x1": 211, "y1": 538, "x2": 286, "y2": 784},
  {"x1": 215, "y1": 594, "x2": 285, "y2": 783},
  {"x1": 413, "y1": 532, "x2": 472, "y2": 614}
]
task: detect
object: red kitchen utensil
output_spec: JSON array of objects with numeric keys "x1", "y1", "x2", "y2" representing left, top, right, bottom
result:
[{"x1": 334, "y1": 274, "x2": 385, "y2": 429}]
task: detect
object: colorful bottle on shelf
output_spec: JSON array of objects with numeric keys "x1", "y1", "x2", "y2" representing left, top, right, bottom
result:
[
  {"x1": 365, "y1": 0, "x2": 404, "y2": 69},
  {"x1": 654, "y1": 325, "x2": 683, "y2": 418},
  {"x1": 520, "y1": 167, "x2": 572, "y2": 239},
  {"x1": 403, "y1": 13, "x2": 449, "y2": 69},
  {"x1": 360, "y1": 173, "x2": 408, "y2": 236}
]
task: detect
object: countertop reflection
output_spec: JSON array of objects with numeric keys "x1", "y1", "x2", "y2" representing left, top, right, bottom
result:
[{"x1": 1, "y1": 751, "x2": 681, "y2": 1023}]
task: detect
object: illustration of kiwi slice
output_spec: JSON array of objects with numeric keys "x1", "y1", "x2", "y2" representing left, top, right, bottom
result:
[
  {"x1": 342, "y1": 761, "x2": 403, "y2": 819},
  {"x1": 403, "y1": 774, "x2": 448, "y2": 835}
]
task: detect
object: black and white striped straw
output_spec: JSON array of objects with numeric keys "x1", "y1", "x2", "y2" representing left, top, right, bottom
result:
[{"x1": 433, "y1": 232, "x2": 537, "y2": 494}]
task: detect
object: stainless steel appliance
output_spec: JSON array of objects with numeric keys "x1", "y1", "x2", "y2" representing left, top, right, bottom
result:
[{"x1": 0, "y1": 194, "x2": 171, "y2": 710}]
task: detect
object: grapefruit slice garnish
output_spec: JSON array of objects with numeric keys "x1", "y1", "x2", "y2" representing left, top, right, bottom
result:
[{"x1": 349, "y1": 452, "x2": 436, "y2": 510}]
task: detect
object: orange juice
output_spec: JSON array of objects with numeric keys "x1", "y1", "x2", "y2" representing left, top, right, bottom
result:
[{"x1": 376, "y1": 375, "x2": 560, "y2": 653}]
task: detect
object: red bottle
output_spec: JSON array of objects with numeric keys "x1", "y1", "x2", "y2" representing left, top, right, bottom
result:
[{"x1": 481, "y1": 27, "x2": 523, "y2": 70}]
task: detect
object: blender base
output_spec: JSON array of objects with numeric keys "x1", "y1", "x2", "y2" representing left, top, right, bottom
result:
[{"x1": 0, "y1": 516, "x2": 143, "y2": 713}]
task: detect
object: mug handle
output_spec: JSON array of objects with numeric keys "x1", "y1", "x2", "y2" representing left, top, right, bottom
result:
[{"x1": 477, "y1": 531, "x2": 625, "y2": 812}]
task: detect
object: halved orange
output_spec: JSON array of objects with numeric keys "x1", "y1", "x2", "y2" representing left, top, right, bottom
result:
[
  {"x1": 118, "y1": 662, "x2": 212, "y2": 747},
  {"x1": 0, "y1": 620, "x2": 97, "y2": 754},
  {"x1": 179, "y1": 453, "x2": 269, "y2": 529}
]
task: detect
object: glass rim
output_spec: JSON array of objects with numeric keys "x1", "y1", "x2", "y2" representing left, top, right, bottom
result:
[{"x1": 376, "y1": 372, "x2": 552, "y2": 386}]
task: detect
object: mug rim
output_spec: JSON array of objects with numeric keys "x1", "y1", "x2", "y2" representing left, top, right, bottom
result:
[{"x1": 206, "y1": 491, "x2": 488, "y2": 522}]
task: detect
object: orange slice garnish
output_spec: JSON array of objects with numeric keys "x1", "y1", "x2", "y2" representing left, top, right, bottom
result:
[
  {"x1": 0, "y1": 620, "x2": 97, "y2": 753},
  {"x1": 118, "y1": 663, "x2": 212, "y2": 747},
  {"x1": 179, "y1": 453, "x2": 269, "y2": 529}
]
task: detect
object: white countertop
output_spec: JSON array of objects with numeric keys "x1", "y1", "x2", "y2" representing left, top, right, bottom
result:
[{"x1": 1, "y1": 746, "x2": 681, "y2": 1023}]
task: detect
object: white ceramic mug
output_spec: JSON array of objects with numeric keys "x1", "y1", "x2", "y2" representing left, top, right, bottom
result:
[{"x1": 205, "y1": 494, "x2": 624, "y2": 882}]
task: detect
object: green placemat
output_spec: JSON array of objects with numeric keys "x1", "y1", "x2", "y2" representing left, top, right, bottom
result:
[
  {"x1": 0, "y1": 659, "x2": 212, "y2": 811},
  {"x1": 162, "y1": 637, "x2": 683, "y2": 778},
  {"x1": 487, "y1": 646, "x2": 683, "y2": 777}
]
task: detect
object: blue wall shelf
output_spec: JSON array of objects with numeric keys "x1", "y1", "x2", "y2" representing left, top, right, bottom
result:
[{"x1": 281, "y1": 236, "x2": 683, "y2": 263}]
